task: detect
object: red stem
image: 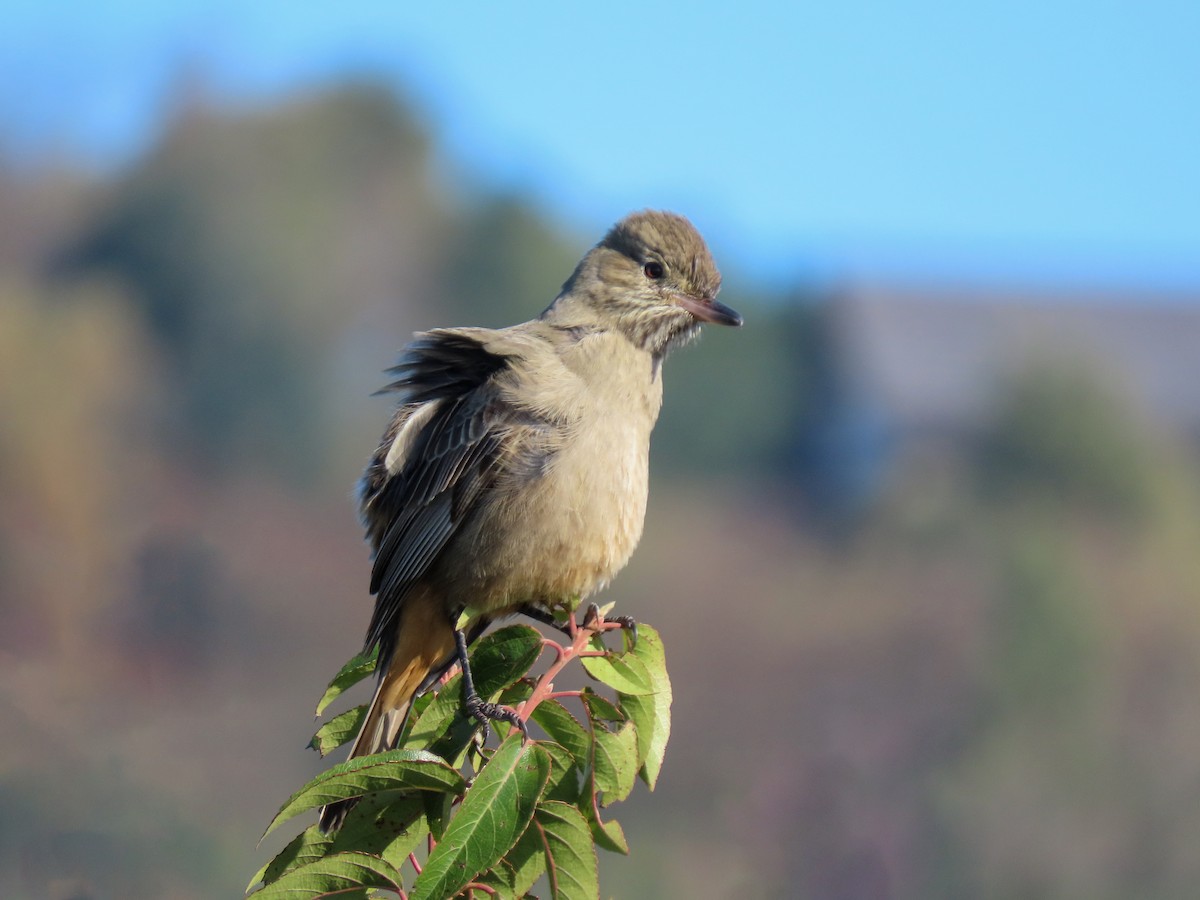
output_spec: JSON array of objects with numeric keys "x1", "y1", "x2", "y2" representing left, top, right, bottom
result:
[
  {"x1": 517, "y1": 613, "x2": 607, "y2": 726},
  {"x1": 464, "y1": 883, "x2": 499, "y2": 897}
]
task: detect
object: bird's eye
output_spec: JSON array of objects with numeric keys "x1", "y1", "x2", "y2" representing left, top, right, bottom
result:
[{"x1": 643, "y1": 261, "x2": 665, "y2": 280}]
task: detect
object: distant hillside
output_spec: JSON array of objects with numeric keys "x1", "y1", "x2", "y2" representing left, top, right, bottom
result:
[{"x1": 5, "y1": 83, "x2": 1200, "y2": 899}]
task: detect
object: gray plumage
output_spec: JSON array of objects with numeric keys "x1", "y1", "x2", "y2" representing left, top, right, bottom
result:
[{"x1": 319, "y1": 209, "x2": 740, "y2": 832}]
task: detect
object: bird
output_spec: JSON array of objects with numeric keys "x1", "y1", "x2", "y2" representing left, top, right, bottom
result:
[{"x1": 319, "y1": 210, "x2": 741, "y2": 831}]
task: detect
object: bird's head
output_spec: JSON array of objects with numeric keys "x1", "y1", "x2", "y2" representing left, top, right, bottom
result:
[{"x1": 552, "y1": 210, "x2": 742, "y2": 355}]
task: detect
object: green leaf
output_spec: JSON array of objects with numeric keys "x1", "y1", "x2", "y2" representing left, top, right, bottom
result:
[
  {"x1": 618, "y1": 693, "x2": 670, "y2": 790},
  {"x1": 401, "y1": 670, "x2": 469, "y2": 751},
  {"x1": 409, "y1": 690, "x2": 435, "y2": 720},
  {"x1": 497, "y1": 678, "x2": 535, "y2": 707},
  {"x1": 248, "y1": 826, "x2": 331, "y2": 891},
  {"x1": 579, "y1": 639, "x2": 654, "y2": 695},
  {"x1": 314, "y1": 648, "x2": 378, "y2": 717},
  {"x1": 539, "y1": 740, "x2": 582, "y2": 804},
  {"x1": 329, "y1": 793, "x2": 428, "y2": 871},
  {"x1": 262, "y1": 749, "x2": 465, "y2": 841},
  {"x1": 403, "y1": 625, "x2": 543, "y2": 751},
  {"x1": 308, "y1": 705, "x2": 367, "y2": 757},
  {"x1": 473, "y1": 861, "x2": 517, "y2": 900},
  {"x1": 470, "y1": 625, "x2": 546, "y2": 695},
  {"x1": 581, "y1": 793, "x2": 628, "y2": 856},
  {"x1": 247, "y1": 851, "x2": 402, "y2": 898},
  {"x1": 616, "y1": 624, "x2": 672, "y2": 789},
  {"x1": 251, "y1": 798, "x2": 428, "y2": 895},
  {"x1": 535, "y1": 801, "x2": 599, "y2": 900},
  {"x1": 591, "y1": 721, "x2": 638, "y2": 804},
  {"x1": 411, "y1": 736, "x2": 551, "y2": 900},
  {"x1": 422, "y1": 789, "x2": 452, "y2": 842},
  {"x1": 579, "y1": 761, "x2": 629, "y2": 857},
  {"x1": 503, "y1": 823, "x2": 547, "y2": 898},
  {"x1": 626, "y1": 623, "x2": 667, "y2": 672},
  {"x1": 580, "y1": 689, "x2": 626, "y2": 725},
  {"x1": 530, "y1": 701, "x2": 590, "y2": 766}
]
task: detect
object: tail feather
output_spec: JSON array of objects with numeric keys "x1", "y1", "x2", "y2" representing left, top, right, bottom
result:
[{"x1": 319, "y1": 588, "x2": 457, "y2": 833}]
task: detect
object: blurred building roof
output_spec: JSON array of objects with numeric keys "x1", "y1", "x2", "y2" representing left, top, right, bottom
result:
[{"x1": 832, "y1": 284, "x2": 1200, "y2": 435}]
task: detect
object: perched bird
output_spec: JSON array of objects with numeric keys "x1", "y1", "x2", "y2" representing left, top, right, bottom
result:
[{"x1": 319, "y1": 210, "x2": 740, "y2": 831}]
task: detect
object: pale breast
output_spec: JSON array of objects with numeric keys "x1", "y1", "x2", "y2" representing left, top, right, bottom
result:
[
  {"x1": 451, "y1": 331, "x2": 662, "y2": 609},
  {"x1": 533, "y1": 405, "x2": 652, "y2": 595}
]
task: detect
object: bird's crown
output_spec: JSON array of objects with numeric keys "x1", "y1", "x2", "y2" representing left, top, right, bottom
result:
[
  {"x1": 599, "y1": 210, "x2": 722, "y2": 302},
  {"x1": 549, "y1": 210, "x2": 733, "y2": 355}
]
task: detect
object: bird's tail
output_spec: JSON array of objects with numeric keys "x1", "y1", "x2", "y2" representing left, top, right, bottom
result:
[{"x1": 318, "y1": 587, "x2": 457, "y2": 833}]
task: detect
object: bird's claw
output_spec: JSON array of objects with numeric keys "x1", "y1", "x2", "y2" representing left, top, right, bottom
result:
[
  {"x1": 464, "y1": 694, "x2": 530, "y2": 741},
  {"x1": 610, "y1": 614, "x2": 638, "y2": 647},
  {"x1": 581, "y1": 603, "x2": 638, "y2": 647}
]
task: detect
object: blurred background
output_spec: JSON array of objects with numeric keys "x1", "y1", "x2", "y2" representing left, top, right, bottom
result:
[{"x1": 3, "y1": 2, "x2": 1200, "y2": 898}]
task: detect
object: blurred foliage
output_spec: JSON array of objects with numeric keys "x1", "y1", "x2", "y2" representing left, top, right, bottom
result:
[
  {"x1": 53, "y1": 85, "x2": 447, "y2": 484},
  {"x1": 46, "y1": 82, "x2": 810, "y2": 491},
  {"x1": 4, "y1": 81, "x2": 1200, "y2": 899},
  {"x1": 655, "y1": 293, "x2": 817, "y2": 477},
  {"x1": 0, "y1": 276, "x2": 158, "y2": 664},
  {"x1": 990, "y1": 530, "x2": 1098, "y2": 716},
  {"x1": 979, "y1": 363, "x2": 1156, "y2": 517},
  {"x1": 432, "y1": 195, "x2": 581, "y2": 328}
]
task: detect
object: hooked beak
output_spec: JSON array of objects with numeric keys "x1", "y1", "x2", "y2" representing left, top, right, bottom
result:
[{"x1": 674, "y1": 293, "x2": 743, "y2": 327}]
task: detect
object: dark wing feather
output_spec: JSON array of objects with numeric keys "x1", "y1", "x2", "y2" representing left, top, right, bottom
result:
[
  {"x1": 374, "y1": 332, "x2": 508, "y2": 401},
  {"x1": 360, "y1": 332, "x2": 513, "y2": 656}
]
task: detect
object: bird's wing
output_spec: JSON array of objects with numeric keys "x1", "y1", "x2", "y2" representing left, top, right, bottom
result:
[{"x1": 359, "y1": 328, "x2": 557, "y2": 656}]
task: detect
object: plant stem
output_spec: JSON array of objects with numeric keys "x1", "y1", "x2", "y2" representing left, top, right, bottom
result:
[{"x1": 518, "y1": 612, "x2": 611, "y2": 724}]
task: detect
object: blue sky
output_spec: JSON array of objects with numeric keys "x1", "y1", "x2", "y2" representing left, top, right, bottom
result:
[{"x1": 3, "y1": 0, "x2": 1198, "y2": 290}]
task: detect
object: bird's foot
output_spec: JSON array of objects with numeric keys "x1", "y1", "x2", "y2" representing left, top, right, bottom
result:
[
  {"x1": 464, "y1": 693, "x2": 529, "y2": 741},
  {"x1": 454, "y1": 625, "x2": 530, "y2": 741},
  {"x1": 582, "y1": 603, "x2": 638, "y2": 647},
  {"x1": 517, "y1": 602, "x2": 638, "y2": 647},
  {"x1": 608, "y1": 614, "x2": 638, "y2": 646}
]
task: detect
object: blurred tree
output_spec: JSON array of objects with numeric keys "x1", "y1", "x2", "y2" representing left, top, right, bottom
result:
[
  {"x1": 53, "y1": 84, "x2": 448, "y2": 484},
  {"x1": 15, "y1": 74, "x2": 1200, "y2": 900},
  {"x1": 0, "y1": 277, "x2": 158, "y2": 668},
  {"x1": 978, "y1": 364, "x2": 1156, "y2": 518},
  {"x1": 928, "y1": 526, "x2": 1119, "y2": 900},
  {"x1": 432, "y1": 195, "x2": 580, "y2": 328},
  {"x1": 785, "y1": 297, "x2": 891, "y2": 531},
  {"x1": 121, "y1": 534, "x2": 225, "y2": 674},
  {"x1": 990, "y1": 530, "x2": 1098, "y2": 717},
  {"x1": 653, "y1": 292, "x2": 815, "y2": 479}
]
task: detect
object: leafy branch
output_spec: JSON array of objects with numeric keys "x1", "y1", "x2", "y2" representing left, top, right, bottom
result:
[{"x1": 247, "y1": 608, "x2": 672, "y2": 899}]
